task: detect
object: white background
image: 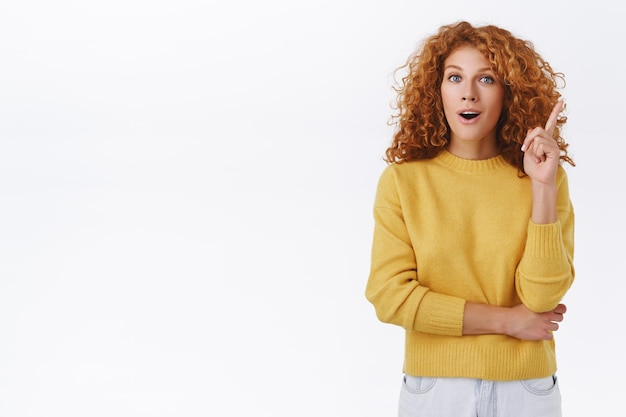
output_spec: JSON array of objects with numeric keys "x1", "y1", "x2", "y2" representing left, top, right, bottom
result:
[{"x1": 0, "y1": 1, "x2": 622, "y2": 416}]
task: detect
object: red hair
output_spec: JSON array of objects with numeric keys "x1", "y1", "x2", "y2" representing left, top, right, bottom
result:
[{"x1": 386, "y1": 21, "x2": 574, "y2": 172}]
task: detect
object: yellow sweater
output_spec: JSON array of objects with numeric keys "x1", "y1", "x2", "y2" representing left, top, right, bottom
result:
[{"x1": 365, "y1": 150, "x2": 575, "y2": 381}]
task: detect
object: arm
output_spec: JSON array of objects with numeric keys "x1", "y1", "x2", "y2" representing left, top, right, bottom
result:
[
  {"x1": 463, "y1": 302, "x2": 566, "y2": 340},
  {"x1": 366, "y1": 198, "x2": 568, "y2": 340},
  {"x1": 518, "y1": 101, "x2": 575, "y2": 312},
  {"x1": 365, "y1": 167, "x2": 466, "y2": 336},
  {"x1": 521, "y1": 101, "x2": 564, "y2": 225}
]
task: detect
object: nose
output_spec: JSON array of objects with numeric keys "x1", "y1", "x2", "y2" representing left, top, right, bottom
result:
[{"x1": 462, "y1": 85, "x2": 477, "y2": 102}]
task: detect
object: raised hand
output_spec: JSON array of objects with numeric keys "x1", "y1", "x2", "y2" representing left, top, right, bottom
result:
[{"x1": 521, "y1": 100, "x2": 564, "y2": 185}]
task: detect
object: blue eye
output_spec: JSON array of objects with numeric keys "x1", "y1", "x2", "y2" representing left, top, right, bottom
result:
[
  {"x1": 448, "y1": 75, "x2": 461, "y2": 82},
  {"x1": 480, "y1": 76, "x2": 495, "y2": 84}
]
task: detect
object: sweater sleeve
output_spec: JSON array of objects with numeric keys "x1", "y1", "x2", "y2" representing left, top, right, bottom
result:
[
  {"x1": 515, "y1": 166, "x2": 575, "y2": 312},
  {"x1": 365, "y1": 166, "x2": 466, "y2": 336}
]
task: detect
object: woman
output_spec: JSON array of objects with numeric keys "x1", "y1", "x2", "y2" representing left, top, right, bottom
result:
[{"x1": 365, "y1": 21, "x2": 575, "y2": 417}]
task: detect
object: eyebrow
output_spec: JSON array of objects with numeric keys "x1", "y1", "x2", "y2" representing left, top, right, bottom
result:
[{"x1": 444, "y1": 64, "x2": 493, "y2": 72}]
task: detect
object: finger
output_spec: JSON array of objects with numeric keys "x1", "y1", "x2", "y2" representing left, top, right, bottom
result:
[
  {"x1": 526, "y1": 138, "x2": 544, "y2": 163},
  {"x1": 533, "y1": 141, "x2": 545, "y2": 161},
  {"x1": 544, "y1": 100, "x2": 564, "y2": 136},
  {"x1": 521, "y1": 128, "x2": 535, "y2": 152},
  {"x1": 521, "y1": 126, "x2": 549, "y2": 152},
  {"x1": 551, "y1": 312, "x2": 564, "y2": 322}
]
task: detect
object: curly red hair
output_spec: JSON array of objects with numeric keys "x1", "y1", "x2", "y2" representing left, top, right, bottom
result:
[{"x1": 386, "y1": 21, "x2": 574, "y2": 172}]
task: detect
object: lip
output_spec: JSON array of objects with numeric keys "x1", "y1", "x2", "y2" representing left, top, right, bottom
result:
[{"x1": 457, "y1": 108, "x2": 482, "y2": 124}]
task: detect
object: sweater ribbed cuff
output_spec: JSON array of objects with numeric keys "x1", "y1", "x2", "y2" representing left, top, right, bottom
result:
[
  {"x1": 525, "y1": 221, "x2": 563, "y2": 259},
  {"x1": 415, "y1": 292, "x2": 466, "y2": 336}
]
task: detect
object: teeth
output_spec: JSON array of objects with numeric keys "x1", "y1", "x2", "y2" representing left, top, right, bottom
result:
[{"x1": 460, "y1": 112, "x2": 479, "y2": 120}]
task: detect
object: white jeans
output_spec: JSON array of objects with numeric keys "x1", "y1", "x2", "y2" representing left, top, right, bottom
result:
[{"x1": 399, "y1": 374, "x2": 561, "y2": 417}]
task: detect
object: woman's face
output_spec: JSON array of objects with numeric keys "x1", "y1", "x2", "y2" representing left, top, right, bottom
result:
[{"x1": 440, "y1": 45, "x2": 504, "y2": 158}]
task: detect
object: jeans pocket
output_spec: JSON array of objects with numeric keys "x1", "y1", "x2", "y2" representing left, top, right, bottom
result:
[
  {"x1": 402, "y1": 374, "x2": 437, "y2": 394},
  {"x1": 520, "y1": 374, "x2": 558, "y2": 395}
]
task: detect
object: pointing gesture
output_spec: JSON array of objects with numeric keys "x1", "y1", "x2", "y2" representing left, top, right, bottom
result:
[
  {"x1": 521, "y1": 101, "x2": 564, "y2": 185},
  {"x1": 543, "y1": 100, "x2": 563, "y2": 136}
]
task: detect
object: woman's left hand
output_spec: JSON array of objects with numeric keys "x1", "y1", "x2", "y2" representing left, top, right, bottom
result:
[{"x1": 521, "y1": 101, "x2": 564, "y2": 185}]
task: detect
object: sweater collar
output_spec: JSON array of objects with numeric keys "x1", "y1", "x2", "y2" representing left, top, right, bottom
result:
[{"x1": 436, "y1": 149, "x2": 510, "y2": 173}]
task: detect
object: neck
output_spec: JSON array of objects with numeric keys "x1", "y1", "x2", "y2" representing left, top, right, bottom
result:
[{"x1": 447, "y1": 138, "x2": 499, "y2": 160}]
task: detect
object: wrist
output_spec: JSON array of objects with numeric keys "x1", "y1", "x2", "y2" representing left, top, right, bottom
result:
[
  {"x1": 497, "y1": 307, "x2": 512, "y2": 337},
  {"x1": 531, "y1": 181, "x2": 558, "y2": 224},
  {"x1": 463, "y1": 303, "x2": 510, "y2": 336}
]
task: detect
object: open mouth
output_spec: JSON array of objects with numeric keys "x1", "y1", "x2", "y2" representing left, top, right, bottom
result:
[{"x1": 460, "y1": 112, "x2": 479, "y2": 120}]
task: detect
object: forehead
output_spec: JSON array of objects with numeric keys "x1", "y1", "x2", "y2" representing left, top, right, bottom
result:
[{"x1": 444, "y1": 46, "x2": 492, "y2": 70}]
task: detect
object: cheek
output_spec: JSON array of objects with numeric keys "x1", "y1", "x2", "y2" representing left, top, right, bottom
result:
[
  {"x1": 486, "y1": 94, "x2": 504, "y2": 118},
  {"x1": 440, "y1": 90, "x2": 454, "y2": 115},
  {"x1": 494, "y1": 101, "x2": 504, "y2": 120},
  {"x1": 494, "y1": 91, "x2": 505, "y2": 114}
]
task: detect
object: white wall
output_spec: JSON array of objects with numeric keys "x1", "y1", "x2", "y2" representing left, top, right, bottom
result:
[{"x1": 0, "y1": 1, "x2": 622, "y2": 415}]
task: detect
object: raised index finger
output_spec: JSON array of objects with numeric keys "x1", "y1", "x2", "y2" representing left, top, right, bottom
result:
[{"x1": 544, "y1": 100, "x2": 564, "y2": 136}]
